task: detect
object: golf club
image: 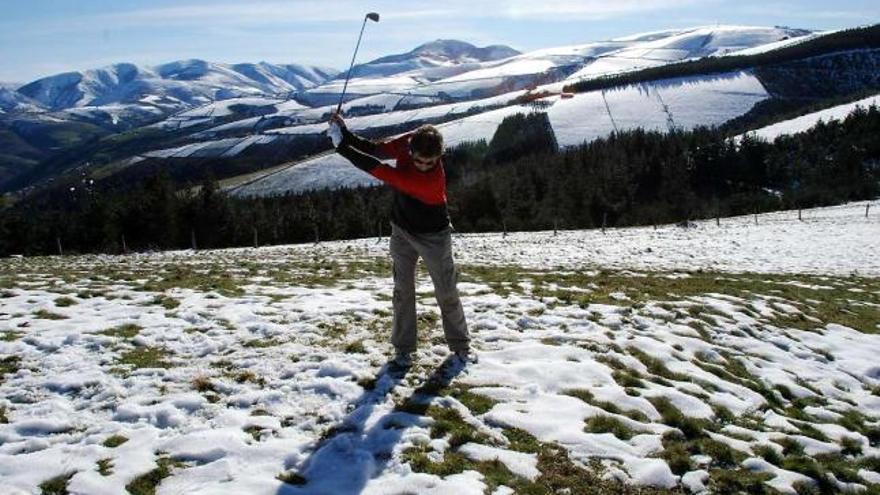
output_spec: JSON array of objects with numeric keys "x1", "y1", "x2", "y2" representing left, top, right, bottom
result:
[{"x1": 336, "y1": 12, "x2": 380, "y2": 115}]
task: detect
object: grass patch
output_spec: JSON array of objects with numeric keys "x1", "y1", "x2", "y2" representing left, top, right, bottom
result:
[
  {"x1": 449, "y1": 386, "x2": 498, "y2": 415},
  {"x1": 103, "y1": 434, "x2": 128, "y2": 448},
  {"x1": 39, "y1": 472, "x2": 75, "y2": 495},
  {"x1": 648, "y1": 397, "x2": 712, "y2": 440},
  {"x1": 627, "y1": 346, "x2": 689, "y2": 382},
  {"x1": 116, "y1": 347, "x2": 171, "y2": 370},
  {"x1": 140, "y1": 265, "x2": 246, "y2": 297},
  {"x1": 708, "y1": 469, "x2": 774, "y2": 494},
  {"x1": 1, "y1": 331, "x2": 23, "y2": 342},
  {"x1": 563, "y1": 389, "x2": 649, "y2": 421},
  {"x1": 149, "y1": 295, "x2": 180, "y2": 310},
  {"x1": 243, "y1": 425, "x2": 266, "y2": 441},
  {"x1": 243, "y1": 338, "x2": 280, "y2": 348},
  {"x1": 0, "y1": 406, "x2": 8, "y2": 424},
  {"x1": 54, "y1": 296, "x2": 77, "y2": 307},
  {"x1": 1, "y1": 355, "x2": 21, "y2": 383},
  {"x1": 33, "y1": 309, "x2": 68, "y2": 320},
  {"x1": 585, "y1": 415, "x2": 639, "y2": 440},
  {"x1": 344, "y1": 340, "x2": 366, "y2": 354},
  {"x1": 276, "y1": 471, "x2": 307, "y2": 485},
  {"x1": 97, "y1": 458, "x2": 113, "y2": 476},
  {"x1": 99, "y1": 323, "x2": 142, "y2": 339},
  {"x1": 125, "y1": 456, "x2": 185, "y2": 495},
  {"x1": 235, "y1": 370, "x2": 265, "y2": 386},
  {"x1": 192, "y1": 376, "x2": 217, "y2": 393}
]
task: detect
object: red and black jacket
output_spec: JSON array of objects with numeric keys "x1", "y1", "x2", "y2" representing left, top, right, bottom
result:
[{"x1": 337, "y1": 127, "x2": 450, "y2": 234}]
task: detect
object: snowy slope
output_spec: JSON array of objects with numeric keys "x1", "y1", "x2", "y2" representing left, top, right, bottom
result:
[
  {"x1": 0, "y1": 87, "x2": 45, "y2": 114},
  {"x1": 549, "y1": 70, "x2": 769, "y2": 146},
  {"x1": 566, "y1": 25, "x2": 810, "y2": 81},
  {"x1": 739, "y1": 93, "x2": 880, "y2": 142},
  {"x1": 1, "y1": 202, "x2": 878, "y2": 494}
]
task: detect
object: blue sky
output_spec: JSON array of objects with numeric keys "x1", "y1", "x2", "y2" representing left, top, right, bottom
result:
[{"x1": 1, "y1": 0, "x2": 877, "y2": 83}]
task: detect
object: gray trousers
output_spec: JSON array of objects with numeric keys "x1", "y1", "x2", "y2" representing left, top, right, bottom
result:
[{"x1": 390, "y1": 223, "x2": 470, "y2": 354}]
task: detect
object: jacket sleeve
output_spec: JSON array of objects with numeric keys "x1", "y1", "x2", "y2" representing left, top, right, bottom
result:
[
  {"x1": 341, "y1": 127, "x2": 404, "y2": 160},
  {"x1": 336, "y1": 143, "x2": 382, "y2": 173}
]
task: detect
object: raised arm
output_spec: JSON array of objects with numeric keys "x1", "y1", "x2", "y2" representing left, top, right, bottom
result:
[{"x1": 330, "y1": 113, "x2": 397, "y2": 160}]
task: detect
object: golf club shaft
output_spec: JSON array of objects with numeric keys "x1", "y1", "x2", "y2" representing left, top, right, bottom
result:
[{"x1": 336, "y1": 17, "x2": 369, "y2": 115}]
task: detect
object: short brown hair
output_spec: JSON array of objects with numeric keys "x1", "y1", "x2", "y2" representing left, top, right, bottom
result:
[{"x1": 409, "y1": 125, "x2": 443, "y2": 158}]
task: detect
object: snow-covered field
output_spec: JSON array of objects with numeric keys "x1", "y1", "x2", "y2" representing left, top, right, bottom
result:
[{"x1": 1, "y1": 203, "x2": 879, "y2": 494}]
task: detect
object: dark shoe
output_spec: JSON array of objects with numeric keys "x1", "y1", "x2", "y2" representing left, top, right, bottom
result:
[
  {"x1": 387, "y1": 352, "x2": 412, "y2": 375},
  {"x1": 453, "y1": 348, "x2": 478, "y2": 365}
]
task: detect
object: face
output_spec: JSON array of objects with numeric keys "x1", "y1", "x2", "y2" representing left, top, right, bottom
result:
[{"x1": 412, "y1": 153, "x2": 440, "y2": 172}]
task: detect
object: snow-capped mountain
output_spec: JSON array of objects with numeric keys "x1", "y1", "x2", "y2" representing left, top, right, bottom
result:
[
  {"x1": 15, "y1": 60, "x2": 338, "y2": 112},
  {"x1": 0, "y1": 87, "x2": 44, "y2": 114},
  {"x1": 348, "y1": 39, "x2": 520, "y2": 79}
]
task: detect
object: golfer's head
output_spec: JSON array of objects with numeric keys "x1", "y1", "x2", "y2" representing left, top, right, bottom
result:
[{"x1": 409, "y1": 125, "x2": 443, "y2": 171}]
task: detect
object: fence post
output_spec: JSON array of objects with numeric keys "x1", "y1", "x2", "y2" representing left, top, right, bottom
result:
[
  {"x1": 191, "y1": 229, "x2": 197, "y2": 250},
  {"x1": 253, "y1": 227, "x2": 258, "y2": 248},
  {"x1": 754, "y1": 207, "x2": 758, "y2": 225},
  {"x1": 56, "y1": 237, "x2": 63, "y2": 256},
  {"x1": 602, "y1": 212, "x2": 607, "y2": 234},
  {"x1": 121, "y1": 234, "x2": 128, "y2": 254},
  {"x1": 867, "y1": 204, "x2": 871, "y2": 218}
]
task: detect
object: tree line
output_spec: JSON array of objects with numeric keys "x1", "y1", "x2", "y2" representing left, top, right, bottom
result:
[{"x1": 0, "y1": 105, "x2": 878, "y2": 257}]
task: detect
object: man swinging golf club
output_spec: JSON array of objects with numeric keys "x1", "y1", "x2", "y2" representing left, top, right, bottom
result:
[
  {"x1": 327, "y1": 116, "x2": 474, "y2": 371},
  {"x1": 324, "y1": 12, "x2": 473, "y2": 371}
]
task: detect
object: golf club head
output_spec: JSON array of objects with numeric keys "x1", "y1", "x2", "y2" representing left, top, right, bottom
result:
[{"x1": 366, "y1": 12, "x2": 379, "y2": 22}]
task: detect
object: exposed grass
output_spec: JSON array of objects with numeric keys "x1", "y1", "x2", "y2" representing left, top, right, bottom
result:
[
  {"x1": 139, "y1": 265, "x2": 246, "y2": 297},
  {"x1": 191, "y1": 376, "x2": 217, "y2": 393},
  {"x1": 243, "y1": 425, "x2": 266, "y2": 441},
  {"x1": 0, "y1": 405, "x2": 8, "y2": 424},
  {"x1": 344, "y1": 340, "x2": 366, "y2": 354},
  {"x1": 103, "y1": 434, "x2": 129, "y2": 448},
  {"x1": 449, "y1": 386, "x2": 498, "y2": 415},
  {"x1": 1, "y1": 331, "x2": 23, "y2": 342},
  {"x1": 99, "y1": 323, "x2": 142, "y2": 339},
  {"x1": 1, "y1": 355, "x2": 21, "y2": 383},
  {"x1": 149, "y1": 295, "x2": 180, "y2": 310},
  {"x1": 97, "y1": 458, "x2": 113, "y2": 476},
  {"x1": 584, "y1": 415, "x2": 639, "y2": 440},
  {"x1": 234, "y1": 370, "x2": 265, "y2": 386},
  {"x1": 33, "y1": 308, "x2": 68, "y2": 320},
  {"x1": 125, "y1": 456, "x2": 185, "y2": 495},
  {"x1": 243, "y1": 338, "x2": 280, "y2": 348},
  {"x1": 39, "y1": 472, "x2": 75, "y2": 495},
  {"x1": 563, "y1": 389, "x2": 649, "y2": 421},
  {"x1": 54, "y1": 296, "x2": 77, "y2": 307},
  {"x1": 276, "y1": 471, "x2": 307, "y2": 485},
  {"x1": 708, "y1": 469, "x2": 775, "y2": 494},
  {"x1": 116, "y1": 347, "x2": 171, "y2": 370},
  {"x1": 627, "y1": 346, "x2": 689, "y2": 382},
  {"x1": 648, "y1": 397, "x2": 712, "y2": 440}
]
